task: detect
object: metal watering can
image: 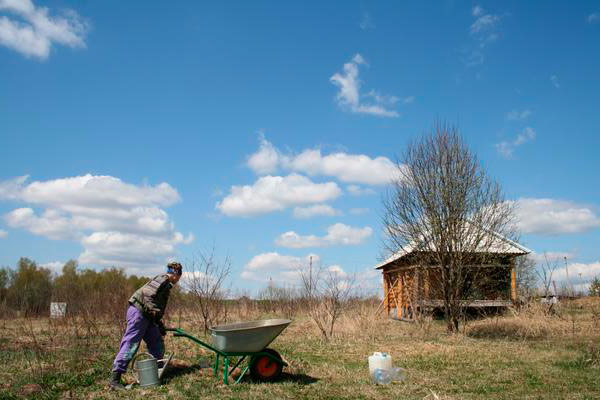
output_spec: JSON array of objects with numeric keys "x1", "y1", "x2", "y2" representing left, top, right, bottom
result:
[{"x1": 131, "y1": 353, "x2": 173, "y2": 388}]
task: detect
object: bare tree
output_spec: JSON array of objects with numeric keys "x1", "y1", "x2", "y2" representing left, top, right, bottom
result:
[
  {"x1": 257, "y1": 279, "x2": 300, "y2": 319},
  {"x1": 382, "y1": 123, "x2": 517, "y2": 333},
  {"x1": 184, "y1": 246, "x2": 231, "y2": 332},
  {"x1": 299, "y1": 257, "x2": 355, "y2": 340},
  {"x1": 515, "y1": 254, "x2": 538, "y2": 299},
  {"x1": 536, "y1": 253, "x2": 559, "y2": 297}
]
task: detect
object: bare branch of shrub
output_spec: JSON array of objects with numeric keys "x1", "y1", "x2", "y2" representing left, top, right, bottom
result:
[
  {"x1": 299, "y1": 257, "x2": 355, "y2": 340},
  {"x1": 183, "y1": 246, "x2": 231, "y2": 332}
]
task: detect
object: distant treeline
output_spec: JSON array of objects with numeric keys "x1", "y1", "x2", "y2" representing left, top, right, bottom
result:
[
  {"x1": 0, "y1": 258, "x2": 151, "y2": 318},
  {"x1": 0, "y1": 258, "x2": 381, "y2": 324}
]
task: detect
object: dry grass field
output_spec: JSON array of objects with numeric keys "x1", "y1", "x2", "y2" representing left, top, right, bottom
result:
[{"x1": 1, "y1": 298, "x2": 599, "y2": 400}]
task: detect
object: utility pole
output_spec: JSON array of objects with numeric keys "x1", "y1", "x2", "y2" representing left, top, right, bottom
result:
[{"x1": 564, "y1": 256, "x2": 571, "y2": 297}]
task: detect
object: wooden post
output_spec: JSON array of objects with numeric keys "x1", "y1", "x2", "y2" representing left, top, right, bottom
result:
[
  {"x1": 424, "y1": 269, "x2": 430, "y2": 299},
  {"x1": 383, "y1": 272, "x2": 390, "y2": 316},
  {"x1": 415, "y1": 269, "x2": 422, "y2": 315},
  {"x1": 398, "y1": 271, "x2": 404, "y2": 319},
  {"x1": 510, "y1": 264, "x2": 517, "y2": 302}
]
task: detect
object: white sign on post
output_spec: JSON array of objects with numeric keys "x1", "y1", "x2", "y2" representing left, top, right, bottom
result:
[{"x1": 50, "y1": 302, "x2": 67, "y2": 318}]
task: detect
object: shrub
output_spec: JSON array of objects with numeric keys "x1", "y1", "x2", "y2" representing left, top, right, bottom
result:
[{"x1": 589, "y1": 277, "x2": 600, "y2": 297}]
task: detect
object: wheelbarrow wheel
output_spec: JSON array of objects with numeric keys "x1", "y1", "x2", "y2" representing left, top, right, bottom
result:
[{"x1": 250, "y1": 348, "x2": 283, "y2": 382}]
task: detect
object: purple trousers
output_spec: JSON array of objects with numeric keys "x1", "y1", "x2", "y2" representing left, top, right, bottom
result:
[{"x1": 112, "y1": 305, "x2": 164, "y2": 373}]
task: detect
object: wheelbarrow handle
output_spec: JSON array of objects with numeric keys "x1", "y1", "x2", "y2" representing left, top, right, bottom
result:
[{"x1": 165, "y1": 327, "x2": 184, "y2": 337}]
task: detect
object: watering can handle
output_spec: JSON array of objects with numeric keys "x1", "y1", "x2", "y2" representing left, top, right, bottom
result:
[{"x1": 131, "y1": 352, "x2": 155, "y2": 373}]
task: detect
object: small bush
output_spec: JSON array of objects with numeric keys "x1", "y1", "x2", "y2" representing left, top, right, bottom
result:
[{"x1": 589, "y1": 277, "x2": 600, "y2": 297}]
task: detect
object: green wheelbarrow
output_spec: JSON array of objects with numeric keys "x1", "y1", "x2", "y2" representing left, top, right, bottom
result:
[{"x1": 166, "y1": 318, "x2": 291, "y2": 384}]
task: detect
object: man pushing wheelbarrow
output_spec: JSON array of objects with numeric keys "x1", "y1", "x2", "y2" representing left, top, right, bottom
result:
[
  {"x1": 109, "y1": 260, "x2": 291, "y2": 388},
  {"x1": 109, "y1": 262, "x2": 183, "y2": 390}
]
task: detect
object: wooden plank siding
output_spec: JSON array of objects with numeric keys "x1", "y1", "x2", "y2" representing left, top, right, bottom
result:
[{"x1": 382, "y1": 263, "x2": 516, "y2": 321}]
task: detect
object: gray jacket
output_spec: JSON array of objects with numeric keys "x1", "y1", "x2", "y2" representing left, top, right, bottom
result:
[{"x1": 129, "y1": 274, "x2": 173, "y2": 321}]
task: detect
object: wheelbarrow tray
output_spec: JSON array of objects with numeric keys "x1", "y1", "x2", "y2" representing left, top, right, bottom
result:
[
  {"x1": 209, "y1": 319, "x2": 292, "y2": 353},
  {"x1": 167, "y1": 319, "x2": 292, "y2": 385}
]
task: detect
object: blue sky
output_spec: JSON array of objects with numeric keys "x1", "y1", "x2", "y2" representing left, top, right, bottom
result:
[{"x1": 1, "y1": 1, "x2": 599, "y2": 294}]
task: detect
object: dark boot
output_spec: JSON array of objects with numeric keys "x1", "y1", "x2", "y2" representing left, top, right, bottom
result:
[{"x1": 109, "y1": 371, "x2": 125, "y2": 390}]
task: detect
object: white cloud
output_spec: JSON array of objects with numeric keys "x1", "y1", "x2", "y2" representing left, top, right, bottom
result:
[
  {"x1": 513, "y1": 127, "x2": 536, "y2": 145},
  {"x1": 354, "y1": 266, "x2": 382, "y2": 295},
  {"x1": 289, "y1": 149, "x2": 397, "y2": 185},
  {"x1": 0, "y1": 229, "x2": 7, "y2": 238},
  {"x1": 495, "y1": 127, "x2": 536, "y2": 158},
  {"x1": 330, "y1": 54, "x2": 399, "y2": 117},
  {"x1": 216, "y1": 174, "x2": 341, "y2": 217},
  {"x1": 0, "y1": 175, "x2": 28, "y2": 199},
  {"x1": 79, "y1": 231, "x2": 190, "y2": 271},
  {"x1": 293, "y1": 204, "x2": 342, "y2": 219},
  {"x1": 0, "y1": 174, "x2": 192, "y2": 272},
  {"x1": 530, "y1": 251, "x2": 576, "y2": 264},
  {"x1": 180, "y1": 270, "x2": 220, "y2": 292},
  {"x1": 331, "y1": 54, "x2": 362, "y2": 107},
  {"x1": 241, "y1": 252, "x2": 320, "y2": 283},
  {"x1": 471, "y1": 13, "x2": 500, "y2": 34},
  {"x1": 464, "y1": 50, "x2": 484, "y2": 67},
  {"x1": 518, "y1": 254, "x2": 600, "y2": 295},
  {"x1": 552, "y1": 261, "x2": 600, "y2": 293},
  {"x1": 402, "y1": 96, "x2": 415, "y2": 104},
  {"x1": 16, "y1": 174, "x2": 180, "y2": 208},
  {"x1": 366, "y1": 90, "x2": 399, "y2": 106},
  {"x1": 40, "y1": 260, "x2": 64, "y2": 274},
  {"x1": 588, "y1": 13, "x2": 599, "y2": 24},
  {"x1": 359, "y1": 11, "x2": 374, "y2": 30},
  {"x1": 515, "y1": 198, "x2": 600, "y2": 235},
  {"x1": 506, "y1": 109, "x2": 532, "y2": 121},
  {"x1": 349, "y1": 207, "x2": 369, "y2": 215},
  {"x1": 550, "y1": 75, "x2": 560, "y2": 88},
  {"x1": 347, "y1": 185, "x2": 376, "y2": 196},
  {"x1": 0, "y1": 0, "x2": 88, "y2": 59},
  {"x1": 327, "y1": 264, "x2": 347, "y2": 278},
  {"x1": 242, "y1": 252, "x2": 357, "y2": 291},
  {"x1": 246, "y1": 137, "x2": 398, "y2": 185},
  {"x1": 466, "y1": 6, "x2": 501, "y2": 67},
  {"x1": 275, "y1": 223, "x2": 373, "y2": 249},
  {"x1": 275, "y1": 231, "x2": 322, "y2": 249},
  {"x1": 246, "y1": 133, "x2": 280, "y2": 175},
  {"x1": 5, "y1": 207, "x2": 77, "y2": 240}
]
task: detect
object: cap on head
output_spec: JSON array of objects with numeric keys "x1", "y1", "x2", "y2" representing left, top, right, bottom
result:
[{"x1": 167, "y1": 261, "x2": 183, "y2": 276}]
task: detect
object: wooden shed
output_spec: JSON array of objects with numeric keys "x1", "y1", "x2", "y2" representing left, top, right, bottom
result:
[{"x1": 375, "y1": 233, "x2": 531, "y2": 321}]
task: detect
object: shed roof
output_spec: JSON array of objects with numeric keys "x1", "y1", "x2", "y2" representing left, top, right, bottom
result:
[{"x1": 375, "y1": 229, "x2": 531, "y2": 270}]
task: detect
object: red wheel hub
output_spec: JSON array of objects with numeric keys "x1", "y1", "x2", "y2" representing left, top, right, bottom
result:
[{"x1": 255, "y1": 356, "x2": 278, "y2": 378}]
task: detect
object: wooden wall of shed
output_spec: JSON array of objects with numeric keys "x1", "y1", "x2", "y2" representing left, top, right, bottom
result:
[
  {"x1": 381, "y1": 262, "x2": 516, "y2": 320},
  {"x1": 383, "y1": 268, "x2": 420, "y2": 320}
]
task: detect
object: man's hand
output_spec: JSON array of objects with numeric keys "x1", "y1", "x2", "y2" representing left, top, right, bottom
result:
[
  {"x1": 147, "y1": 308, "x2": 160, "y2": 321},
  {"x1": 157, "y1": 320, "x2": 166, "y2": 336}
]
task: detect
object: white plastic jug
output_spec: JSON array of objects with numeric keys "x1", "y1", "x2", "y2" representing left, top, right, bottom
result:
[{"x1": 368, "y1": 352, "x2": 392, "y2": 379}]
